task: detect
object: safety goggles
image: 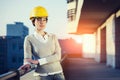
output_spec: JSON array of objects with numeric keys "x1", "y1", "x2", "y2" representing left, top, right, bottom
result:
[{"x1": 35, "y1": 17, "x2": 47, "y2": 21}]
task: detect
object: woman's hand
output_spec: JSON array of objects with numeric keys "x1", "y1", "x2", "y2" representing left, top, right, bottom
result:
[
  {"x1": 19, "y1": 64, "x2": 31, "y2": 72},
  {"x1": 26, "y1": 59, "x2": 39, "y2": 65}
]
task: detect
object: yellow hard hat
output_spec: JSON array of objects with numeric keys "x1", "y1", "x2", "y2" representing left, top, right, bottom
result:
[{"x1": 30, "y1": 6, "x2": 48, "y2": 20}]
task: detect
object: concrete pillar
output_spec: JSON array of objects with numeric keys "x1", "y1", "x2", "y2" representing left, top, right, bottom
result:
[
  {"x1": 106, "y1": 14, "x2": 116, "y2": 68},
  {"x1": 95, "y1": 29, "x2": 101, "y2": 62}
]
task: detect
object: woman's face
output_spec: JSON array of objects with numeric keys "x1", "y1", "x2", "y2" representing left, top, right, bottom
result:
[{"x1": 34, "y1": 17, "x2": 47, "y2": 31}]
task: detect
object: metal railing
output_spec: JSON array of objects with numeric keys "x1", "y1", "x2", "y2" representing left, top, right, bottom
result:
[{"x1": 0, "y1": 54, "x2": 68, "y2": 80}]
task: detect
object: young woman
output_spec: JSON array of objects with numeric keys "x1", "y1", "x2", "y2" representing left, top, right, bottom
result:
[{"x1": 20, "y1": 6, "x2": 65, "y2": 80}]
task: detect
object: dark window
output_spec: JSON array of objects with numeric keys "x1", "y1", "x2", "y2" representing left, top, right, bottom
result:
[
  {"x1": 12, "y1": 43, "x2": 17, "y2": 50},
  {"x1": 12, "y1": 57, "x2": 16, "y2": 63},
  {"x1": 67, "y1": 9, "x2": 76, "y2": 22},
  {"x1": 67, "y1": 0, "x2": 75, "y2": 3},
  {"x1": 19, "y1": 45, "x2": 23, "y2": 50}
]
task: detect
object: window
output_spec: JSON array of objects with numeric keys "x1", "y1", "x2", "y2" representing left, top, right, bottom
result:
[
  {"x1": 12, "y1": 42, "x2": 17, "y2": 50},
  {"x1": 19, "y1": 45, "x2": 23, "y2": 50},
  {"x1": 67, "y1": 0, "x2": 75, "y2": 3},
  {"x1": 67, "y1": 9, "x2": 76, "y2": 22},
  {"x1": 12, "y1": 57, "x2": 16, "y2": 63}
]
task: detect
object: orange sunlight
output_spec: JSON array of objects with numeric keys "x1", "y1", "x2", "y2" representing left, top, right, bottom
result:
[
  {"x1": 82, "y1": 34, "x2": 96, "y2": 58},
  {"x1": 73, "y1": 35, "x2": 82, "y2": 43},
  {"x1": 69, "y1": 34, "x2": 95, "y2": 58}
]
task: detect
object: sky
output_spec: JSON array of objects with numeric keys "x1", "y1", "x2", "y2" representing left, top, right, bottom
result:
[{"x1": 0, "y1": 0, "x2": 68, "y2": 38}]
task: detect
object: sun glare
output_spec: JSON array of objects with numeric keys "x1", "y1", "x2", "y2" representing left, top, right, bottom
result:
[
  {"x1": 73, "y1": 35, "x2": 82, "y2": 43},
  {"x1": 82, "y1": 34, "x2": 96, "y2": 57}
]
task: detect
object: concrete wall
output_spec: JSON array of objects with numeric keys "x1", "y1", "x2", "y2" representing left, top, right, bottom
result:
[
  {"x1": 95, "y1": 14, "x2": 116, "y2": 68},
  {"x1": 95, "y1": 10, "x2": 120, "y2": 68},
  {"x1": 106, "y1": 15, "x2": 116, "y2": 68},
  {"x1": 95, "y1": 28, "x2": 101, "y2": 62}
]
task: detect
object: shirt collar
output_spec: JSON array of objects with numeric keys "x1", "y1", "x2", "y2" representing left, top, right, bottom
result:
[{"x1": 34, "y1": 31, "x2": 48, "y2": 43}]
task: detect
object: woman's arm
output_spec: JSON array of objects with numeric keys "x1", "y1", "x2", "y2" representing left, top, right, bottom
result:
[
  {"x1": 23, "y1": 36, "x2": 33, "y2": 65},
  {"x1": 38, "y1": 34, "x2": 61, "y2": 65}
]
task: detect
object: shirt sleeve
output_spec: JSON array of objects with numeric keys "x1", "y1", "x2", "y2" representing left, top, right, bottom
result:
[
  {"x1": 41, "y1": 34, "x2": 61, "y2": 65},
  {"x1": 23, "y1": 36, "x2": 32, "y2": 65},
  {"x1": 38, "y1": 58, "x2": 47, "y2": 65}
]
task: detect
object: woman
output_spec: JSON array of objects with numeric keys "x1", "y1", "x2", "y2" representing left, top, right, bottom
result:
[{"x1": 20, "y1": 6, "x2": 65, "y2": 80}]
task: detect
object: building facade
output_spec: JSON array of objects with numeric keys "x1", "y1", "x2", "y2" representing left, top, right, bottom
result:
[
  {"x1": 67, "y1": 0, "x2": 84, "y2": 33},
  {"x1": 7, "y1": 22, "x2": 29, "y2": 38},
  {"x1": 0, "y1": 22, "x2": 29, "y2": 74}
]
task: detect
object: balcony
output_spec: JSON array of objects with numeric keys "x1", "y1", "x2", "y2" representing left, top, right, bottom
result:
[
  {"x1": 0, "y1": 54, "x2": 68, "y2": 80},
  {"x1": 1, "y1": 54, "x2": 120, "y2": 80}
]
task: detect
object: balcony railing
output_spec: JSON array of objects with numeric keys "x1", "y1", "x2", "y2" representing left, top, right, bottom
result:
[{"x1": 0, "y1": 54, "x2": 68, "y2": 80}]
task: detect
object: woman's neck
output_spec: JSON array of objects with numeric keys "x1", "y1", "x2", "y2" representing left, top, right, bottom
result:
[{"x1": 36, "y1": 30, "x2": 46, "y2": 36}]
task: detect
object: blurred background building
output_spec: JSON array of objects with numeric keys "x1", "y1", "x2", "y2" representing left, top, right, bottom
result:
[{"x1": 0, "y1": 22, "x2": 29, "y2": 74}]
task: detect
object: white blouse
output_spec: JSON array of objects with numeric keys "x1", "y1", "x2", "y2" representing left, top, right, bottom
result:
[{"x1": 34, "y1": 32, "x2": 48, "y2": 43}]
